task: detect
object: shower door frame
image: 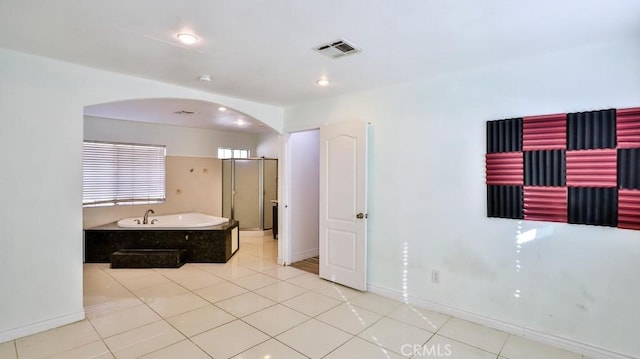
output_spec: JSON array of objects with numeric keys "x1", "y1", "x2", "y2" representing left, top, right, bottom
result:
[{"x1": 223, "y1": 158, "x2": 277, "y2": 231}]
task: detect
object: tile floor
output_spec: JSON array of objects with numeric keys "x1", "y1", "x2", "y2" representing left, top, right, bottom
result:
[{"x1": 0, "y1": 235, "x2": 590, "y2": 358}]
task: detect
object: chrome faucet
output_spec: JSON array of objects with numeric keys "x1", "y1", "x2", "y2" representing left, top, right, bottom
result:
[{"x1": 143, "y1": 209, "x2": 155, "y2": 224}]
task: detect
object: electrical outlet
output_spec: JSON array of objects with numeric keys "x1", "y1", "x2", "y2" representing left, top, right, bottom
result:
[{"x1": 431, "y1": 270, "x2": 440, "y2": 284}]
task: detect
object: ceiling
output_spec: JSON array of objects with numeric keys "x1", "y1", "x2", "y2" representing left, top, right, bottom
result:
[
  {"x1": 1, "y1": 0, "x2": 639, "y2": 130},
  {"x1": 85, "y1": 98, "x2": 271, "y2": 134}
]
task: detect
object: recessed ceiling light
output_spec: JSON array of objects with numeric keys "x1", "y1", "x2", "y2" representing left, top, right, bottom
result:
[
  {"x1": 218, "y1": 106, "x2": 227, "y2": 112},
  {"x1": 317, "y1": 79, "x2": 330, "y2": 87},
  {"x1": 177, "y1": 33, "x2": 198, "y2": 45},
  {"x1": 199, "y1": 74, "x2": 211, "y2": 82}
]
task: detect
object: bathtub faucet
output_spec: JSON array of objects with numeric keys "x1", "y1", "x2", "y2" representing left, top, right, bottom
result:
[{"x1": 143, "y1": 209, "x2": 155, "y2": 224}]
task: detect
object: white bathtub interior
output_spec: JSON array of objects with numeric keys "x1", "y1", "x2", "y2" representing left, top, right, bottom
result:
[{"x1": 117, "y1": 212, "x2": 228, "y2": 228}]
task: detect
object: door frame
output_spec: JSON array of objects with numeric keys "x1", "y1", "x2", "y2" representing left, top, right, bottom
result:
[
  {"x1": 278, "y1": 125, "x2": 321, "y2": 266},
  {"x1": 279, "y1": 122, "x2": 368, "y2": 291}
]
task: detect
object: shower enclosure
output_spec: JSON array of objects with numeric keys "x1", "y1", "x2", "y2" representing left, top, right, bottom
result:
[{"x1": 222, "y1": 158, "x2": 278, "y2": 230}]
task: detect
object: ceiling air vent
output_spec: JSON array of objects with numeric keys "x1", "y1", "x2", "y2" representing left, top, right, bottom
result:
[
  {"x1": 174, "y1": 110, "x2": 196, "y2": 115},
  {"x1": 314, "y1": 39, "x2": 362, "y2": 59}
]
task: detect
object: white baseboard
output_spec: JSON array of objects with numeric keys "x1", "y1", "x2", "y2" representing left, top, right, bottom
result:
[
  {"x1": 367, "y1": 284, "x2": 635, "y2": 359},
  {"x1": 291, "y1": 248, "x2": 319, "y2": 263},
  {"x1": 0, "y1": 310, "x2": 86, "y2": 344}
]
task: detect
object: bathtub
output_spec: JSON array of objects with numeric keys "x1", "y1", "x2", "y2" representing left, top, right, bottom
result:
[
  {"x1": 117, "y1": 212, "x2": 229, "y2": 228},
  {"x1": 85, "y1": 213, "x2": 239, "y2": 263}
]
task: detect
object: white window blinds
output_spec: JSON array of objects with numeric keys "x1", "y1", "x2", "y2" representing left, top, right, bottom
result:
[{"x1": 83, "y1": 141, "x2": 166, "y2": 206}]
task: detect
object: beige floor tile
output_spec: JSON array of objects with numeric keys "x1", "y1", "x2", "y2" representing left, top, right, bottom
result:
[
  {"x1": 105, "y1": 268, "x2": 156, "y2": 287},
  {"x1": 358, "y1": 317, "x2": 434, "y2": 357},
  {"x1": 85, "y1": 297, "x2": 144, "y2": 319},
  {"x1": 166, "y1": 304, "x2": 236, "y2": 337},
  {"x1": 276, "y1": 319, "x2": 352, "y2": 359},
  {"x1": 282, "y1": 291, "x2": 342, "y2": 317},
  {"x1": 112, "y1": 272, "x2": 173, "y2": 292},
  {"x1": 312, "y1": 282, "x2": 364, "y2": 302},
  {"x1": 132, "y1": 282, "x2": 189, "y2": 298},
  {"x1": 262, "y1": 265, "x2": 307, "y2": 280},
  {"x1": 233, "y1": 339, "x2": 307, "y2": 359},
  {"x1": 387, "y1": 304, "x2": 451, "y2": 332},
  {"x1": 83, "y1": 263, "x2": 106, "y2": 271},
  {"x1": 15, "y1": 320, "x2": 101, "y2": 359},
  {"x1": 84, "y1": 281, "x2": 137, "y2": 308},
  {"x1": 242, "y1": 304, "x2": 310, "y2": 336},
  {"x1": 286, "y1": 273, "x2": 329, "y2": 290},
  {"x1": 48, "y1": 340, "x2": 113, "y2": 359},
  {"x1": 142, "y1": 292, "x2": 209, "y2": 318},
  {"x1": 231, "y1": 272, "x2": 281, "y2": 290},
  {"x1": 107, "y1": 269, "x2": 158, "y2": 282},
  {"x1": 239, "y1": 241, "x2": 278, "y2": 258},
  {"x1": 425, "y1": 335, "x2": 496, "y2": 359},
  {"x1": 153, "y1": 263, "x2": 202, "y2": 273},
  {"x1": 198, "y1": 265, "x2": 257, "y2": 280},
  {"x1": 500, "y1": 335, "x2": 583, "y2": 359},
  {"x1": 241, "y1": 259, "x2": 280, "y2": 272},
  {"x1": 191, "y1": 320, "x2": 269, "y2": 358},
  {"x1": 157, "y1": 268, "x2": 225, "y2": 291},
  {"x1": 438, "y1": 317, "x2": 508, "y2": 354},
  {"x1": 0, "y1": 341, "x2": 17, "y2": 359},
  {"x1": 72, "y1": 237, "x2": 588, "y2": 359},
  {"x1": 84, "y1": 292, "x2": 136, "y2": 311},
  {"x1": 104, "y1": 321, "x2": 185, "y2": 359},
  {"x1": 83, "y1": 269, "x2": 121, "y2": 292},
  {"x1": 253, "y1": 281, "x2": 308, "y2": 302},
  {"x1": 215, "y1": 292, "x2": 276, "y2": 317},
  {"x1": 139, "y1": 340, "x2": 210, "y2": 359},
  {"x1": 325, "y1": 337, "x2": 405, "y2": 359},
  {"x1": 316, "y1": 302, "x2": 382, "y2": 335},
  {"x1": 194, "y1": 281, "x2": 248, "y2": 303},
  {"x1": 89, "y1": 304, "x2": 161, "y2": 338},
  {"x1": 348, "y1": 292, "x2": 403, "y2": 315},
  {"x1": 227, "y1": 253, "x2": 261, "y2": 267},
  {"x1": 232, "y1": 253, "x2": 257, "y2": 262}
]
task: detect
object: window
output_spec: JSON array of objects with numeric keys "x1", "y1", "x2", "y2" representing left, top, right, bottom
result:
[
  {"x1": 218, "y1": 147, "x2": 250, "y2": 159},
  {"x1": 83, "y1": 141, "x2": 166, "y2": 207}
]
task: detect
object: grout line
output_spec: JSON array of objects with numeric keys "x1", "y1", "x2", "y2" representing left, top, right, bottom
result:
[
  {"x1": 497, "y1": 332, "x2": 511, "y2": 358},
  {"x1": 82, "y1": 238, "x2": 275, "y2": 357},
  {"x1": 81, "y1": 235, "x2": 589, "y2": 359}
]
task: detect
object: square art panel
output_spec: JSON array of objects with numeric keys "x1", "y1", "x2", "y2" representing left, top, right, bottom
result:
[{"x1": 486, "y1": 106, "x2": 640, "y2": 231}]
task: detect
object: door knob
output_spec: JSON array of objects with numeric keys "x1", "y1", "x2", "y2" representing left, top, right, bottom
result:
[{"x1": 356, "y1": 213, "x2": 364, "y2": 219}]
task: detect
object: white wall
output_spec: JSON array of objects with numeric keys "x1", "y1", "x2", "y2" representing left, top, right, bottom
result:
[
  {"x1": 83, "y1": 116, "x2": 260, "y2": 228},
  {"x1": 283, "y1": 38, "x2": 640, "y2": 358},
  {"x1": 288, "y1": 130, "x2": 320, "y2": 262},
  {"x1": 85, "y1": 116, "x2": 259, "y2": 157},
  {"x1": 0, "y1": 48, "x2": 282, "y2": 342},
  {"x1": 256, "y1": 132, "x2": 281, "y2": 158}
]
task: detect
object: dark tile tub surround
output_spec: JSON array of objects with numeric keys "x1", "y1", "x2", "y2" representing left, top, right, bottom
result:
[
  {"x1": 84, "y1": 220, "x2": 239, "y2": 263},
  {"x1": 111, "y1": 249, "x2": 187, "y2": 268}
]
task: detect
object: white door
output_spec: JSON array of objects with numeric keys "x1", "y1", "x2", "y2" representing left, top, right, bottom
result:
[{"x1": 319, "y1": 121, "x2": 368, "y2": 291}]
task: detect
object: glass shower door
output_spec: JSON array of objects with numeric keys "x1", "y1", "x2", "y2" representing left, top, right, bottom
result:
[{"x1": 234, "y1": 159, "x2": 261, "y2": 229}]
